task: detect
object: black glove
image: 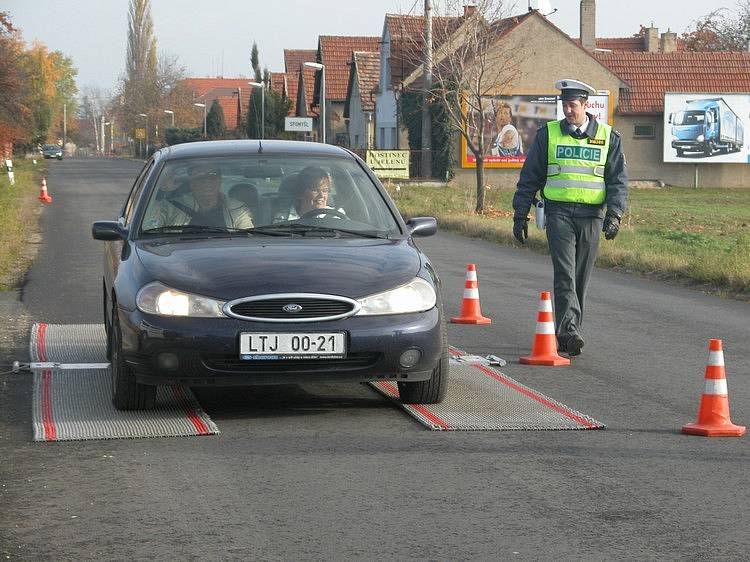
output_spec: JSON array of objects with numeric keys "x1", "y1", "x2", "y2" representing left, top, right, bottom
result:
[
  {"x1": 513, "y1": 217, "x2": 528, "y2": 244},
  {"x1": 603, "y1": 211, "x2": 621, "y2": 240}
]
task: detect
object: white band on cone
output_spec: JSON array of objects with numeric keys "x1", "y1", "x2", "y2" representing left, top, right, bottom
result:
[
  {"x1": 463, "y1": 288, "x2": 479, "y2": 299},
  {"x1": 708, "y1": 351, "x2": 724, "y2": 366},
  {"x1": 703, "y1": 378, "x2": 728, "y2": 395},
  {"x1": 466, "y1": 271, "x2": 477, "y2": 281},
  {"x1": 535, "y1": 321, "x2": 555, "y2": 335},
  {"x1": 537, "y1": 300, "x2": 553, "y2": 312}
]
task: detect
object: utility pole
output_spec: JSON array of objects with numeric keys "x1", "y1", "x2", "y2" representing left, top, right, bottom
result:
[
  {"x1": 421, "y1": 0, "x2": 433, "y2": 178},
  {"x1": 101, "y1": 115, "x2": 106, "y2": 156},
  {"x1": 63, "y1": 103, "x2": 67, "y2": 147}
]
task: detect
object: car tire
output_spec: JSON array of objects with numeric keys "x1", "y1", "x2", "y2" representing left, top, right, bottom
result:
[
  {"x1": 103, "y1": 283, "x2": 112, "y2": 361},
  {"x1": 110, "y1": 302, "x2": 156, "y2": 410},
  {"x1": 398, "y1": 314, "x2": 449, "y2": 404},
  {"x1": 676, "y1": 148, "x2": 684, "y2": 157}
]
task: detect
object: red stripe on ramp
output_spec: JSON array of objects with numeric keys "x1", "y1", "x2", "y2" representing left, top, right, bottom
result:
[
  {"x1": 171, "y1": 386, "x2": 210, "y2": 435},
  {"x1": 473, "y1": 364, "x2": 598, "y2": 428},
  {"x1": 37, "y1": 323, "x2": 48, "y2": 362},
  {"x1": 41, "y1": 369, "x2": 57, "y2": 441},
  {"x1": 381, "y1": 381, "x2": 450, "y2": 430}
]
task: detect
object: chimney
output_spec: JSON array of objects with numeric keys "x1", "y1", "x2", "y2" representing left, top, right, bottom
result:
[
  {"x1": 580, "y1": 0, "x2": 596, "y2": 52},
  {"x1": 644, "y1": 24, "x2": 659, "y2": 52},
  {"x1": 746, "y1": 36, "x2": 750, "y2": 52},
  {"x1": 463, "y1": 3, "x2": 477, "y2": 17},
  {"x1": 660, "y1": 29, "x2": 677, "y2": 53}
]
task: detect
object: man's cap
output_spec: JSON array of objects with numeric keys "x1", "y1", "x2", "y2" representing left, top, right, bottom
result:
[
  {"x1": 188, "y1": 163, "x2": 221, "y2": 178},
  {"x1": 555, "y1": 79, "x2": 596, "y2": 101}
]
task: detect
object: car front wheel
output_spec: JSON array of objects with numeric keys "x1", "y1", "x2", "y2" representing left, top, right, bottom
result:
[
  {"x1": 398, "y1": 315, "x2": 449, "y2": 404},
  {"x1": 110, "y1": 303, "x2": 156, "y2": 410}
]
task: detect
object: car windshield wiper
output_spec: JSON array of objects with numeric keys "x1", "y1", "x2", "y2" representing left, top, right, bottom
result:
[
  {"x1": 142, "y1": 225, "x2": 242, "y2": 235},
  {"x1": 243, "y1": 223, "x2": 389, "y2": 239}
]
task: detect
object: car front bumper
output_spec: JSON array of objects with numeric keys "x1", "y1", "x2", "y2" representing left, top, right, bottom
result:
[{"x1": 118, "y1": 306, "x2": 443, "y2": 386}]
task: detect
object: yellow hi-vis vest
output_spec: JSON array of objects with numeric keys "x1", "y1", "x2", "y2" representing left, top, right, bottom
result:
[{"x1": 544, "y1": 120, "x2": 611, "y2": 205}]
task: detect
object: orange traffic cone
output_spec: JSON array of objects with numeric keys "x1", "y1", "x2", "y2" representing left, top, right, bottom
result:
[
  {"x1": 682, "y1": 339, "x2": 745, "y2": 437},
  {"x1": 450, "y1": 264, "x2": 491, "y2": 324},
  {"x1": 38, "y1": 177, "x2": 53, "y2": 204},
  {"x1": 519, "y1": 291, "x2": 570, "y2": 366}
]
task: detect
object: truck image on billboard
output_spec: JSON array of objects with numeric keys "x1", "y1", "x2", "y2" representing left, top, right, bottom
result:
[{"x1": 664, "y1": 93, "x2": 750, "y2": 163}]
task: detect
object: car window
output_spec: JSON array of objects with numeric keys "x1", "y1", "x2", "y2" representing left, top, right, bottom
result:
[
  {"x1": 123, "y1": 160, "x2": 154, "y2": 226},
  {"x1": 139, "y1": 156, "x2": 401, "y2": 236}
]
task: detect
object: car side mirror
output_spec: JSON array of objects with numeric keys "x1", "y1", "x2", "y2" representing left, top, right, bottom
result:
[
  {"x1": 668, "y1": 113, "x2": 673, "y2": 124},
  {"x1": 92, "y1": 221, "x2": 128, "y2": 241},
  {"x1": 406, "y1": 217, "x2": 437, "y2": 237}
]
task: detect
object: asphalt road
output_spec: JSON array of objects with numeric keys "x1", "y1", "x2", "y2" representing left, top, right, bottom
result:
[{"x1": 1, "y1": 157, "x2": 748, "y2": 561}]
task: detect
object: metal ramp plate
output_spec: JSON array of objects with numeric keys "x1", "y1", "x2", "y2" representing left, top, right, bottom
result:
[
  {"x1": 370, "y1": 348, "x2": 605, "y2": 431},
  {"x1": 29, "y1": 323, "x2": 219, "y2": 442}
]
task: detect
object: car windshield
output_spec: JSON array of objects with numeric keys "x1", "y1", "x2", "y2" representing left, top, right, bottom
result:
[
  {"x1": 673, "y1": 110, "x2": 705, "y2": 126},
  {"x1": 43, "y1": 145, "x2": 59, "y2": 150},
  {"x1": 139, "y1": 155, "x2": 401, "y2": 237}
]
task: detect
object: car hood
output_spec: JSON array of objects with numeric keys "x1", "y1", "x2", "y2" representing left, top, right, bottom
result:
[{"x1": 135, "y1": 237, "x2": 422, "y2": 300}]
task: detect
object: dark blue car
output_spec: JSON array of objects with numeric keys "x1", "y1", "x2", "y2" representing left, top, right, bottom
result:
[{"x1": 93, "y1": 140, "x2": 447, "y2": 410}]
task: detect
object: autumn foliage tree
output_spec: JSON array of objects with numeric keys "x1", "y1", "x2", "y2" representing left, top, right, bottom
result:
[
  {"x1": 681, "y1": 2, "x2": 750, "y2": 51},
  {"x1": 0, "y1": 11, "x2": 78, "y2": 151}
]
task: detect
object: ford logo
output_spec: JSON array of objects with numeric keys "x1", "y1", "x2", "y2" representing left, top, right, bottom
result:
[{"x1": 282, "y1": 303, "x2": 303, "y2": 313}]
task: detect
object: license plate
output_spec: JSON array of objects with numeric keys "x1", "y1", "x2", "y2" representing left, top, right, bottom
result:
[{"x1": 239, "y1": 332, "x2": 346, "y2": 360}]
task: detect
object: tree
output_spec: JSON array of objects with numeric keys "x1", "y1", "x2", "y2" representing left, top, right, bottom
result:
[
  {"x1": 402, "y1": 0, "x2": 520, "y2": 213},
  {"x1": 250, "y1": 42, "x2": 261, "y2": 82},
  {"x1": 120, "y1": 0, "x2": 158, "y2": 136},
  {"x1": 206, "y1": 100, "x2": 226, "y2": 139},
  {"x1": 0, "y1": 12, "x2": 27, "y2": 148},
  {"x1": 682, "y1": 2, "x2": 750, "y2": 51}
]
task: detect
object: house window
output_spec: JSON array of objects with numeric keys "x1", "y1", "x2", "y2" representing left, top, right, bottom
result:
[
  {"x1": 354, "y1": 134, "x2": 360, "y2": 147},
  {"x1": 633, "y1": 123, "x2": 655, "y2": 138},
  {"x1": 391, "y1": 127, "x2": 397, "y2": 148},
  {"x1": 379, "y1": 128, "x2": 385, "y2": 148}
]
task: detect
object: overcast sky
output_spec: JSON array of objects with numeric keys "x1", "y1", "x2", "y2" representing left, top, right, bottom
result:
[{"x1": 3, "y1": 0, "x2": 741, "y2": 94}]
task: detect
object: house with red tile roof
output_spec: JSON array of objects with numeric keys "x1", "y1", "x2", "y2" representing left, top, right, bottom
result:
[
  {"x1": 180, "y1": 78, "x2": 250, "y2": 132},
  {"x1": 374, "y1": 10, "x2": 468, "y2": 149},
  {"x1": 396, "y1": 0, "x2": 750, "y2": 187},
  {"x1": 284, "y1": 49, "x2": 317, "y2": 117},
  {"x1": 344, "y1": 51, "x2": 380, "y2": 149},
  {"x1": 312, "y1": 35, "x2": 381, "y2": 145}
]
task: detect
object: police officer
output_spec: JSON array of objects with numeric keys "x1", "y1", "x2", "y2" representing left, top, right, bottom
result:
[{"x1": 512, "y1": 79, "x2": 628, "y2": 356}]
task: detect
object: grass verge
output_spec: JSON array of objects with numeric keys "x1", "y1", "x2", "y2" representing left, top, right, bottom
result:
[
  {"x1": 386, "y1": 183, "x2": 750, "y2": 300},
  {"x1": 0, "y1": 160, "x2": 44, "y2": 290}
]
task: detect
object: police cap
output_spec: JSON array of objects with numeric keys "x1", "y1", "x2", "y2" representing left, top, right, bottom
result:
[{"x1": 555, "y1": 79, "x2": 596, "y2": 101}]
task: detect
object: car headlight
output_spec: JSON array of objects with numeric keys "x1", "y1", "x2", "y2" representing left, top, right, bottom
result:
[
  {"x1": 136, "y1": 282, "x2": 226, "y2": 317},
  {"x1": 356, "y1": 277, "x2": 436, "y2": 315},
  {"x1": 697, "y1": 135, "x2": 704, "y2": 142}
]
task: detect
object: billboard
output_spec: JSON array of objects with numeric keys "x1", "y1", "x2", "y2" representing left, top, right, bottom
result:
[
  {"x1": 462, "y1": 92, "x2": 613, "y2": 169},
  {"x1": 664, "y1": 93, "x2": 750, "y2": 163}
]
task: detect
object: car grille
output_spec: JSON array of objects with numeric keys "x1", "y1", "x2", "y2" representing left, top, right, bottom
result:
[
  {"x1": 227, "y1": 297, "x2": 356, "y2": 321},
  {"x1": 202, "y1": 353, "x2": 380, "y2": 373}
]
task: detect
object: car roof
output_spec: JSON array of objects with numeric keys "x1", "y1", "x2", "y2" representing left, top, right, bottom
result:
[{"x1": 156, "y1": 140, "x2": 356, "y2": 161}]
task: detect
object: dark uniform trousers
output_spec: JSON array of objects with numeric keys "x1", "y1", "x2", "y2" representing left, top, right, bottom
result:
[{"x1": 545, "y1": 213, "x2": 602, "y2": 339}]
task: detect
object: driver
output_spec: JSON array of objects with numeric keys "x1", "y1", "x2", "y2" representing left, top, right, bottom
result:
[
  {"x1": 144, "y1": 163, "x2": 253, "y2": 230},
  {"x1": 275, "y1": 166, "x2": 345, "y2": 221}
]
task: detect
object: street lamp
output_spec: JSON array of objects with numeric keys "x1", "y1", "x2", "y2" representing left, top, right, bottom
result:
[
  {"x1": 248, "y1": 81, "x2": 265, "y2": 139},
  {"x1": 193, "y1": 103, "x2": 207, "y2": 137},
  {"x1": 139, "y1": 113, "x2": 149, "y2": 157},
  {"x1": 304, "y1": 62, "x2": 325, "y2": 143},
  {"x1": 164, "y1": 109, "x2": 175, "y2": 127}
]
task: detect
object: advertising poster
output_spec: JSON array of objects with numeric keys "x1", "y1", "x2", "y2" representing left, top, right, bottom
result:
[
  {"x1": 366, "y1": 150, "x2": 410, "y2": 179},
  {"x1": 663, "y1": 93, "x2": 750, "y2": 163},
  {"x1": 462, "y1": 94, "x2": 558, "y2": 169},
  {"x1": 555, "y1": 92, "x2": 612, "y2": 125}
]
